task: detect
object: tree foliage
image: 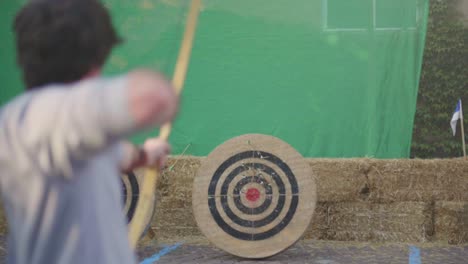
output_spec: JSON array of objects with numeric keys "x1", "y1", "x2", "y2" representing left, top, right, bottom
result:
[{"x1": 411, "y1": 0, "x2": 468, "y2": 158}]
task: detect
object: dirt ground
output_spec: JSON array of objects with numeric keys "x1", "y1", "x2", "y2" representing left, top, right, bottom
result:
[
  {"x1": 0, "y1": 235, "x2": 467, "y2": 263},
  {"x1": 135, "y1": 238, "x2": 468, "y2": 264}
]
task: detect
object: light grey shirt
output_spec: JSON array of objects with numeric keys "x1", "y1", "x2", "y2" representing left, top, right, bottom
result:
[{"x1": 0, "y1": 77, "x2": 138, "y2": 264}]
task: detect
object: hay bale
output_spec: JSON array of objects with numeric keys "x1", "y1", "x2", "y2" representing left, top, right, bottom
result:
[
  {"x1": 308, "y1": 159, "x2": 372, "y2": 202},
  {"x1": 137, "y1": 156, "x2": 202, "y2": 210},
  {"x1": 148, "y1": 157, "x2": 202, "y2": 239},
  {"x1": 0, "y1": 204, "x2": 7, "y2": 235},
  {"x1": 328, "y1": 203, "x2": 373, "y2": 234},
  {"x1": 305, "y1": 202, "x2": 431, "y2": 242},
  {"x1": 143, "y1": 157, "x2": 468, "y2": 244},
  {"x1": 151, "y1": 226, "x2": 203, "y2": 241},
  {"x1": 151, "y1": 208, "x2": 201, "y2": 240},
  {"x1": 152, "y1": 208, "x2": 197, "y2": 229},
  {"x1": 330, "y1": 231, "x2": 373, "y2": 241},
  {"x1": 303, "y1": 202, "x2": 329, "y2": 239},
  {"x1": 367, "y1": 159, "x2": 468, "y2": 203},
  {"x1": 434, "y1": 202, "x2": 468, "y2": 244},
  {"x1": 157, "y1": 157, "x2": 468, "y2": 204},
  {"x1": 3, "y1": 156, "x2": 467, "y2": 245},
  {"x1": 158, "y1": 156, "x2": 203, "y2": 202},
  {"x1": 309, "y1": 158, "x2": 468, "y2": 204}
]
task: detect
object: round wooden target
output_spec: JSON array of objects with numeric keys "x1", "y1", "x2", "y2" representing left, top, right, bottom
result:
[
  {"x1": 121, "y1": 171, "x2": 139, "y2": 222},
  {"x1": 192, "y1": 134, "x2": 317, "y2": 259},
  {"x1": 121, "y1": 170, "x2": 156, "y2": 237}
]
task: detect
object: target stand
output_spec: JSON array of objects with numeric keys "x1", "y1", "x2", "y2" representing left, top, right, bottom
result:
[
  {"x1": 193, "y1": 134, "x2": 317, "y2": 259},
  {"x1": 121, "y1": 171, "x2": 156, "y2": 238}
]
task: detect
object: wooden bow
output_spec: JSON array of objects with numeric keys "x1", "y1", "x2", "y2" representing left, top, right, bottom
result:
[{"x1": 128, "y1": 0, "x2": 202, "y2": 248}]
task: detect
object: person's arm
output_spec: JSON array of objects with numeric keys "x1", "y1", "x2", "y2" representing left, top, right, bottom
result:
[
  {"x1": 127, "y1": 70, "x2": 178, "y2": 129},
  {"x1": 22, "y1": 69, "x2": 178, "y2": 178},
  {"x1": 119, "y1": 138, "x2": 171, "y2": 173}
]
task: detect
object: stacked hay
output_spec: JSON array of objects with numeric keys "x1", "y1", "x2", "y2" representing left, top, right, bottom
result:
[
  {"x1": 0, "y1": 157, "x2": 466, "y2": 244},
  {"x1": 367, "y1": 159, "x2": 468, "y2": 244},
  {"x1": 0, "y1": 204, "x2": 6, "y2": 235},
  {"x1": 434, "y1": 202, "x2": 468, "y2": 244},
  {"x1": 150, "y1": 157, "x2": 203, "y2": 240},
  {"x1": 303, "y1": 202, "x2": 432, "y2": 242},
  {"x1": 149, "y1": 157, "x2": 468, "y2": 244},
  {"x1": 309, "y1": 158, "x2": 371, "y2": 203},
  {"x1": 367, "y1": 159, "x2": 468, "y2": 202},
  {"x1": 305, "y1": 159, "x2": 433, "y2": 242}
]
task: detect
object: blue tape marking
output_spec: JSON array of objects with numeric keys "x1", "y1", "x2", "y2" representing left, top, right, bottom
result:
[
  {"x1": 140, "y1": 243, "x2": 182, "y2": 264},
  {"x1": 409, "y1": 246, "x2": 421, "y2": 264}
]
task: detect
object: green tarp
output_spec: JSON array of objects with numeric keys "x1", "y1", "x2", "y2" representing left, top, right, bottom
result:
[{"x1": 0, "y1": 0, "x2": 429, "y2": 158}]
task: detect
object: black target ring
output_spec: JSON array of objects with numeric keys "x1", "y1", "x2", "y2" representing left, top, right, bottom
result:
[
  {"x1": 207, "y1": 151, "x2": 299, "y2": 241},
  {"x1": 121, "y1": 171, "x2": 139, "y2": 223},
  {"x1": 233, "y1": 175, "x2": 272, "y2": 215},
  {"x1": 219, "y1": 163, "x2": 284, "y2": 227}
]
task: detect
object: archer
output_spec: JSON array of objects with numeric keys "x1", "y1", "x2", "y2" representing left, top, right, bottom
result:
[{"x1": 0, "y1": 0, "x2": 178, "y2": 263}]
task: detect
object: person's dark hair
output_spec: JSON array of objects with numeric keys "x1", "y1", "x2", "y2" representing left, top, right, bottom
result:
[{"x1": 13, "y1": 0, "x2": 122, "y2": 89}]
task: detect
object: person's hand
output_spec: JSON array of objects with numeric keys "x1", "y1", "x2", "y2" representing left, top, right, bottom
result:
[{"x1": 142, "y1": 137, "x2": 171, "y2": 168}]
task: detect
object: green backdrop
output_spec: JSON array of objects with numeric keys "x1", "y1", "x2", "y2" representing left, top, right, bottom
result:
[{"x1": 0, "y1": 0, "x2": 429, "y2": 158}]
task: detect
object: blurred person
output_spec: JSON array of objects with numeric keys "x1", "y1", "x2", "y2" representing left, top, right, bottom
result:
[{"x1": 0, "y1": 0, "x2": 178, "y2": 263}]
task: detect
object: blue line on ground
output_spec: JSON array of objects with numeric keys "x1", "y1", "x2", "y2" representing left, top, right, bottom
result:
[
  {"x1": 409, "y1": 245, "x2": 421, "y2": 264},
  {"x1": 140, "y1": 242, "x2": 182, "y2": 264}
]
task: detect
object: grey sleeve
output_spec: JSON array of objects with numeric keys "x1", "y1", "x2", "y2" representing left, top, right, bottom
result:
[{"x1": 21, "y1": 76, "x2": 137, "y2": 178}]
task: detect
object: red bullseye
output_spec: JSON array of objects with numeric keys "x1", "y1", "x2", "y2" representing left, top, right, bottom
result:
[{"x1": 246, "y1": 188, "x2": 260, "y2": 202}]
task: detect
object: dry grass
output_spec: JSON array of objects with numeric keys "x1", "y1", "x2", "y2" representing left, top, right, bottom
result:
[
  {"x1": 367, "y1": 158, "x2": 468, "y2": 202},
  {"x1": 309, "y1": 158, "x2": 372, "y2": 202},
  {"x1": 304, "y1": 202, "x2": 432, "y2": 243},
  {"x1": 434, "y1": 201, "x2": 468, "y2": 244},
  {"x1": 0, "y1": 205, "x2": 6, "y2": 235},
  {"x1": 149, "y1": 157, "x2": 468, "y2": 244},
  {"x1": 309, "y1": 158, "x2": 468, "y2": 203},
  {"x1": 1, "y1": 157, "x2": 467, "y2": 245}
]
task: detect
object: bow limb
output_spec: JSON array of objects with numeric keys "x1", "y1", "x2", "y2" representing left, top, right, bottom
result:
[{"x1": 128, "y1": 0, "x2": 202, "y2": 248}]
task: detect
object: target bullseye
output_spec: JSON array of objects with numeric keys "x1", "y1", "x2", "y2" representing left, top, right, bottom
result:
[
  {"x1": 193, "y1": 134, "x2": 317, "y2": 259},
  {"x1": 246, "y1": 188, "x2": 260, "y2": 202},
  {"x1": 235, "y1": 180, "x2": 271, "y2": 215}
]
